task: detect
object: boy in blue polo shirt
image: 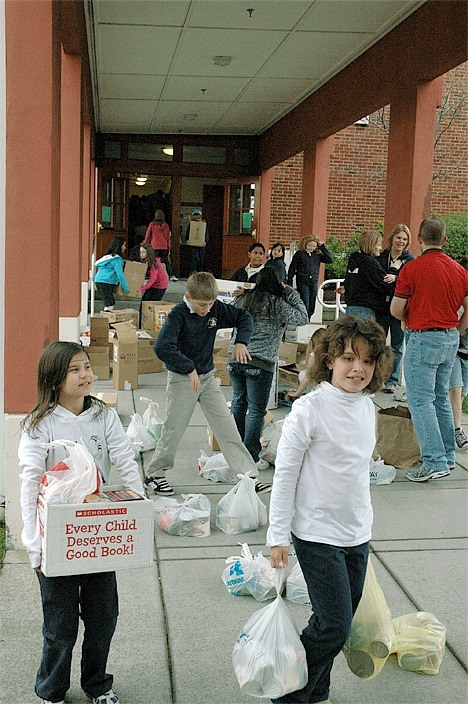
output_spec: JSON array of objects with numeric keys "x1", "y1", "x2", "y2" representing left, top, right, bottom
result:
[{"x1": 144, "y1": 272, "x2": 271, "y2": 495}]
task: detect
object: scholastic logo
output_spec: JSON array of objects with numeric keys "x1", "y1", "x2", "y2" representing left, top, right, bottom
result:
[{"x1": 75, "y1": 508, "x2": 128, "y2": 517}]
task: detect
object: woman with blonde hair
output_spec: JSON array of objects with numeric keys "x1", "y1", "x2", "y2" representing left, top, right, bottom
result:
[
  {"x1": 377, "y1": 224, "x2": 414, "y2": 392},
  {"x1": 344, "y1": 229, "x2": 394, "y2": 320},
  {"x1": 287, "y1": 234, "x2": 333, "y2": 319}
]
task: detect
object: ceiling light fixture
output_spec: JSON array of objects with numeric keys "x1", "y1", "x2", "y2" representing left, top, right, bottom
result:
[
  {"x1": 162, "y1": 146, "x2": 174, "y2": 156},
  {"x1": 213, "y1": 56, "x2": 232, "y2": 67}
]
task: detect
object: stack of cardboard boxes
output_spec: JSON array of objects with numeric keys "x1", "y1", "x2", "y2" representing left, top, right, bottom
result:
[{"x1": 277, "y1": 341, "x2": 311, "y2": 392}]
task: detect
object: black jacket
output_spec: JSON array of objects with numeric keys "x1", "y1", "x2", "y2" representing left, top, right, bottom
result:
[
  {"x1": 377, "y1": 249, "x2": 415, "y2": 314},
  {"x1": 344, "y1": 251, "x2": 392, "y2": 313},
  {"x1": 287, "y1": 246, "x2": 333, "y2": 286}
]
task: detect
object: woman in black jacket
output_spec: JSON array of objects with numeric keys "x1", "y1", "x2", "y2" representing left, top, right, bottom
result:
[
  {"x1": 344, "y1": 229, "x2": 394, "y2": 319},
  {"x1": 376, "y1": 224, "x2": 414, "y2": 392},
  {"x1": 287, "y1": 234, "x2": 333, "y2": 319}
]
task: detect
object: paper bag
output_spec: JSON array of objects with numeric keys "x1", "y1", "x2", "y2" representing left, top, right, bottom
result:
[
  {"x1": 188, "y1": 221, "x2": 206, "y2": 247},
  {"x1": 374, "y1": 405, "x2": 420, "y2": 469}
]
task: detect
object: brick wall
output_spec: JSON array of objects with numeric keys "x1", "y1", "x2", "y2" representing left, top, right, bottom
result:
[{"x1": 270, "y1": 63, "x2": 467, "y2": 246}]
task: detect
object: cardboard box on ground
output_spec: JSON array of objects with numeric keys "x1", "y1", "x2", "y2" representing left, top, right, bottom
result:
[
  {"x1": 88, "y1": 318, "x2": 111, "y2": 380},
  {"x1": 112, "y1": 322, "x2": 139, "y2": 390},
  {"x1": 207, "y1": 409, "x2": 275, "y2": 452},
  {"x1": 38, "y1": 486, "x2": 154, "y2": 577},
  {"x1": 100, "y1": 308, "x2": 140, "y2": 327},
  {"x1": 140, "y1": 301, "x2": 176, "y2": 333},
  {"x1": 116, "y1": 261, "x2": 148, "y2": 297}
]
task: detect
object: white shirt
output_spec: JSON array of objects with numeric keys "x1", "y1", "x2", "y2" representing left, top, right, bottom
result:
[
  {"x1": 18, "y1": 404, "x2": 144, "y2": 568},
  {"x1": 266, "y1": 382, "x2": 375, "y2": 548}
]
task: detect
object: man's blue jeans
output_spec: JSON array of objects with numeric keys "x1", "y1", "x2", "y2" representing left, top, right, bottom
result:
[
  {"x1": 228, "y1": 363, "x2": 273, "y2": 462},
  {"x1": 35, "y1": 571, "x2": 118, "y2": 702},
  {"x1": 345, "y1": 305, "x2": 375, "y2": 320},
  {"x1": 272, "y1": 536, "x2": 369, "y2": 703},
  {"x1": 404, "y1": 328, "x2": 458, "y2": 470},
  {"x1": 375, "y1": 312, "x2": 404, "y2": 386}
]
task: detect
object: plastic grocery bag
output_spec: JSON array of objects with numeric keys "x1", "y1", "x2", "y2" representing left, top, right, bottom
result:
[
  {"x1": 222, "y1": 543, "x2": 284, "y2": 601},
  {"x1": 216, "y1": 474, "x2": 267, "y2": 535},
  {"x1": 286, "y1": 561, "x2": 311, "y2": 606},
  {"x1": 197, "y1": 450, "x2": 237, "y2": 484},
  {"x1": 156, "y1": 493, "x2": 211, "y2": 537},
  {"x1": 40, "y1": 439, "x2": 101, "y2": 504},
  {"x1": 369, "y1": 456, "x2": 397, "y2": 485},
  {"x1": 392, "y1": 612, "x2": 446, "y2": 675},
  {"x1": 232, "y1": 569, "x2": 308, "y2": 699},
  {"x1": 259, "y1": 420, "x2": 283, "y2": 465},
  {"x1": 343, "y1": 556, "x2": 394, "y2": 680},
  {"x1": 140, "y1": 396, "x2": 163, "y2": 444},
  {"x1": 126, "y1": 412, "x2": 155, "y2": 456}
]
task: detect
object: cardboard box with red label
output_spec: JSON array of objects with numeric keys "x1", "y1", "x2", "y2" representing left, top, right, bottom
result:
[{"x1": 37, "y1": 488, "x2": 154, "y2": 577}]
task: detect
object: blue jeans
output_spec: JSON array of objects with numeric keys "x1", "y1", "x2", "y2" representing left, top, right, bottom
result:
[
  {"x1": 35, "y1": 571, "x2": 118, "y2": 702},
  {"x1": 228, "y1": 362, "x2": 274, "y2": 462},
  {"x1": 345, "y1": 306, "x2": 375, "y2": 320},
  {"x1": 296, "y1": 278, "x2": 318, "y2": 318},
  {"x1": 404, "y1": 328, "x2": 458, "y2": 470},
  {"x1": 375, "y1": 312, "x2": 404, "y2": 386},
  {"x1": 272, "y1": 536, "x2": 369, "y2": 703}
]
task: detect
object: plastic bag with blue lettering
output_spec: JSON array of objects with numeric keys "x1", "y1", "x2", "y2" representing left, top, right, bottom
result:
[
  {"x1": 222, "y1": 543, "x2": 255, "y2": 596},
  {"x1": 232, "y1": 569, "x2": 308, "y2": 699}
]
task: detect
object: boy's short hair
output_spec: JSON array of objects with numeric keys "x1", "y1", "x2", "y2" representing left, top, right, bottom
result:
[
  {"x1": 248, "y1": 242, "x2": 265, "y2": 253},
  {"x1": 419, "y1": 217, "x2": 446, "y2": 245},
  {"x1": 358, "y1": 230, "x2": 382, "y2": 255},
  {"x1": 186, "y1": 272, "x2": 218, "y2": 300},
  {"x1": 308, "y1": 316, "x2": 393, "y2": 394}
]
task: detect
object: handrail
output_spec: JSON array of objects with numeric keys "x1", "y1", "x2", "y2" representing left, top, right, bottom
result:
[{"x1": 317, "y1": 279, "x2": 346, "y2": 320}]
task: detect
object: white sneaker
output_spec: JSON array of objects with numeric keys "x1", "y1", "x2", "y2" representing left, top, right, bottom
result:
[
  {"x1": 256, "y1": 458, "x2": 271, "y2": 470},
  {"x1": 39, "y1": 699, "x2": 65, "y2": 704},
  {"x1": 170, "y1": 275, "x2": 178, "y2": 281},
  {"x1": 87, "y1": 689, "x2": 120, "y2": 704},
  {"x1": 455, "y1": 427, "x2": 468, "y2": 451}
]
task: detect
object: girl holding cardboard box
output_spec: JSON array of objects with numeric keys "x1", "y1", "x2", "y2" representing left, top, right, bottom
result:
[
  {"x1": 18, "y1": 341, "x2": 143, "y2": 704},
  {"x1": 94, "y1": 236, "x2": 130, "y2": 311}
]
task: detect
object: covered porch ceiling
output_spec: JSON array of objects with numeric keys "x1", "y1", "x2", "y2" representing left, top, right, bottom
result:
[{"x1": 86, "y1": 0, "x2": 424, "y2": 136}]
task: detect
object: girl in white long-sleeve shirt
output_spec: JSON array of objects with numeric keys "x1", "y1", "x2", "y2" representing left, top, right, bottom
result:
[
  {"x1": 19, "y1": 341, "x2": 143, "y2": 704},
  {"x1": 267, "y1": 317, "x2": 392, "y2": 704}
]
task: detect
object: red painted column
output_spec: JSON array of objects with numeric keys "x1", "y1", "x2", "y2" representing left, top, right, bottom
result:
[
  {"x1": 81, "y1": 124, "x2": 92, "y2": 282},
  {"x1": 60, "y1": 48, "x2": 82, "y2": 318},
  {"x1": 384, "y1": 77, "x2": 444, "y2": 249},
  {"x1": 5, "y1": 0, "x2": 61, "y2": 412},
  {"x1": 257, "y1": 167, "x2": 275, "y2": 250},
  {"x1": 301, "y1": 136, "x2": 334, "y2": 239}
]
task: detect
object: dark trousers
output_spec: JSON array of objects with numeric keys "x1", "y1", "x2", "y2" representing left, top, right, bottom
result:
[
  {"x1": 296, "y1": 278, "x2": 318, "y2": 318},
  {"x1": 95, "y1": 282, "x2": 115, "y2": 308},
  {"x1": 189, "y1": 245, "x2": 206, "y2": 274},
  {"x1": 272, "y1": 536, "x2": 369, "y2": 704},
  {"x1": 375, "y1": 311, "x2": 404, "y2": 387},
  {"x1": 35, "y1": 571, "x2": 119, "y2": 703},
  {"x1": 228, "y1": 363, "x2": 274, "y2": 462},
  {"x1": 152, "y1": 249, "x2": 173, "y2": 278}
]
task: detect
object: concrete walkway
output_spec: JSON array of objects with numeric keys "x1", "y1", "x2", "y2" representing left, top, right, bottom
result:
[{"x1": 1, "y1": 284, "x2": 467, "y2": 704}]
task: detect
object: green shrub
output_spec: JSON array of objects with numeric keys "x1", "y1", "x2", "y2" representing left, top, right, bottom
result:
[
  {"x1": 324, "y1": 233, "x2": 359, "y2": 280},
  {"x1": 439, "y1": 211, "x2": 468, "y2": 263}
]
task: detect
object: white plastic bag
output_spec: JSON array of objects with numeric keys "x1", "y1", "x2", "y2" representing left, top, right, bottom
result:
[
  {"x1": 343, "y1": 557, "x2": 394, "y2": 680},
  {"x1": 40, "y1": 439, "x2": 101, "y2": 504},
  {"x1": 232, "y1": 569, "x2": 308, "y2": 699},
  {"x1": 369, "y1": 456, "x2": 397, "y2": 485},
  {"x1": 197, "y1": 450, "x2": 237, "y2": 484},
  {"x1": 222, "y1": 543, "x2": 283, "y2": 601},
  {"x1": 156, "y1": 493, "x2": 211, "y2": 537},
  {"x1": 259, "y1": 420, "x2": 284, "y2": 465},
  {"x1": 286, "y1": 561, "x2": 311, "y2": 606},
  {"x1": 216, "y1": 474, "x2": 267, "y2": 534},
  {"x1": 140, "y1": 396, "x2": 163, "y2": 444},
  {"x1": 392, "y1": 612, "x2": 446, "y2": 675},
  {"x1": 126, "y1": 412, "x2": 155, "y2": 455}
]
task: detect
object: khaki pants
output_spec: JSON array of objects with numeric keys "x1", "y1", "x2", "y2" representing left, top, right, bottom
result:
[{"x1": 146, "y1": 370, "x2": 258, "y2": 478}]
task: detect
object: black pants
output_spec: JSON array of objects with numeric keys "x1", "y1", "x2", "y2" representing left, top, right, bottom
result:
[
  {"x1": 95, "y1": 282, "x2": 115, "y2": 308},
  {"x1": 296, "y1": 278, "x2": 318, "y2": 318},
  {"x1": 152, "y1": 249, "x2": 173, "y2": 278},
  {"x1": 189, "y1": 245, "x2": 206, "y2": 274},
  {"x1": 35, "y1": 571, "x2": 118, "y2": 702}
]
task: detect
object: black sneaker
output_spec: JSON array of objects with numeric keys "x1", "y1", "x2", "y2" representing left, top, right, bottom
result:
[
  {"x1": 144, "y1": 476, "x2": 174, "y2": 496},
  {"x1": 255, "y1": 480, "x2": 272, "y2": 494}
]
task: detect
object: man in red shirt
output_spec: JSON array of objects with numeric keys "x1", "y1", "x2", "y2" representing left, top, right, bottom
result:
[{"x1": 391, "y1": 217, "x2": 468, "y2": 482}]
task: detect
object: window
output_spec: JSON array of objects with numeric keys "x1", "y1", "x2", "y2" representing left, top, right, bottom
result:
[
  {"x1": 101, "y1": 177, "x2": 127, "y2": 229},
  {"x1": 128, "y1": 143, "x2": 173, "y2": 161},
  {"x1": 104, "y1": 141, "x2": 121, "y2": 159},
  {"x1": 228, "y1": 183, "x2": 256, "y2": 234},
  {"x1": 183, "y1": 145, "x2": 226, "y2": 164}
]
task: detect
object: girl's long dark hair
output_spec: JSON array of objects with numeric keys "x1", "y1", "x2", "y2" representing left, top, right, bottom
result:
[
  {"x1": 21, "y1": 341, "x2": 105, "y2": 434},
  {"x1": 104, "y1": 236, "x2": 126, "y2": 256},
  {"x1": 269, "y1": 242, "x2": 285, "y2": 260},
  {"x1": 236, "y1": 267, "x2": 285, "y2": 318}
]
